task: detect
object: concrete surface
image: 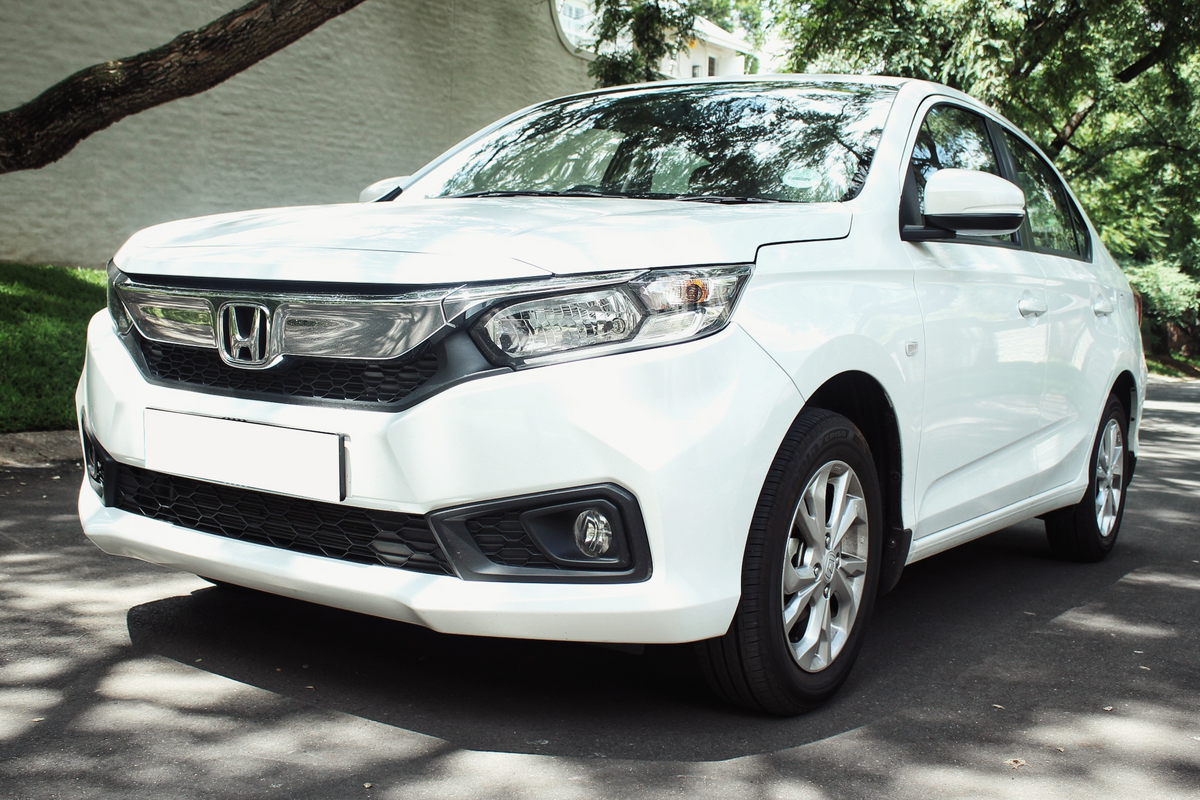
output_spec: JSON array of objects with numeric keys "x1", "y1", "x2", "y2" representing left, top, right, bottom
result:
[
  {"x1": 0, "y1": 431, "x2": 82, "y2": 469},
  {"x1": 1, "y1": 379, "x2": 1198, "y2": 798}
]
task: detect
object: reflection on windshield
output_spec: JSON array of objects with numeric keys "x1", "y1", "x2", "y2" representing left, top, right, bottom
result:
[{"x1": 407, "y1": 82, "x2": 898, "y2": 204}]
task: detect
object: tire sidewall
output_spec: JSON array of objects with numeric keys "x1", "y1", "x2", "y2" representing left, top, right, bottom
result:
[
  {"x1": 751, "y1": 415, "x2": 884, "y2": 706},
  {"x1": 1083, "y1": 396, "x2": 1130, "y2": 555}
]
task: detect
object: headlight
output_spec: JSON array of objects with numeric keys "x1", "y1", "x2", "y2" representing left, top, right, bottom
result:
[
  {"x1": 106, "y1": 262, "x2": 133, "y2": 334},
  {"x1": 468, "y1": 265, "x2": 752, "y2": 367}
]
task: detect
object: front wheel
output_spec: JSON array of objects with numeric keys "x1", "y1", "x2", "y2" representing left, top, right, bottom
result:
[
  {"x1": 696, "y1": 409, "x2": 882, "y2": 715},
  {"x1": 1045, "y1": 394, "x2": 1129, "y2": 562}
]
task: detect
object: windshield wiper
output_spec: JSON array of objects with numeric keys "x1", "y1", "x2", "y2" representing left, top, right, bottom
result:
[
  {"x1": 445, "y1": 190, "x2": 567, "y2": 198},
  {"x1": 673, "y1": 195, "x2": 784, "y2": 204},
  {"x1": 445, "y1": 190, "x2": 785, "y2": 203}
]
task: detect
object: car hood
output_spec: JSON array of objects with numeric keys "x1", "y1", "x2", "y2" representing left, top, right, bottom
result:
[{"x1": 114, "y1": 197, "x2": 853, "y2": 285}]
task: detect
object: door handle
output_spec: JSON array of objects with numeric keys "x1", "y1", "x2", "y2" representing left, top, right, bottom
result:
[
  {"x1": 1093, "y1": 298, "x2": 1115, "y2": 316},
  {"x1": 1018, "y1": 297, "x2": 1047, "y2": 318}
]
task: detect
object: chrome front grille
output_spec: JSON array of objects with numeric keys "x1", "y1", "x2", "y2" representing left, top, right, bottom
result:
[{"x1": 112, "y1": 270, "x2": 454, "y2": 366}]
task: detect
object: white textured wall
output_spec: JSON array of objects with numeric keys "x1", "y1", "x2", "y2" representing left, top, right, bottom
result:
[{"x1": 0, "y1": 0, "x2": 592, "y2": 267}]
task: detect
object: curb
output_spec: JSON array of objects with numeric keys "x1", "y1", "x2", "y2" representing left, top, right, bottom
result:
[{"x1": 0, "y1": 430, "x2": 83, "y2": 468}]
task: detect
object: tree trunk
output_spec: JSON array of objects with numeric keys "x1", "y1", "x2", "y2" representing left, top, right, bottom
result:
[{"x1": 0, "y1": 0, "x2": 370, "y2": 176}]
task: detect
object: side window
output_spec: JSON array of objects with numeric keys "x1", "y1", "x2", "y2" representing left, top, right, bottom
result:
[
  {"x1": 909, "y1": 105, "x2": 1000, "y2": 212},
  {"x1": 1003, "y1": 132, "x2": 1087, "y2": 257}
]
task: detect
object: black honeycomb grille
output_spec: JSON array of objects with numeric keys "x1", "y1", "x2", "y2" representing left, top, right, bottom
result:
[
  {"x1": 111, "y1": 463, "x2": 454, "y2": 576},
  {"x1": 135, "y1": 335, "x2": 440, "y2": 405},
  {"x1": 465, "y1": 510, "x2": 557, "y2": 569}
]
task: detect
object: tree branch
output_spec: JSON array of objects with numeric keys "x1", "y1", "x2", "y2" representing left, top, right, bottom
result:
[
  {"x1": 1115, "y1": 33, "x2": 1175, "y2": 83},
  {"x1": 1045, "y1": 97, "x2": 1096, "y2": 159},
  {"x1": 1011, "y1": 0, "x2": 1082, "y2": 80},
  {"x1": 0, "y1": 0, "x2": 369, "y2": 176}
]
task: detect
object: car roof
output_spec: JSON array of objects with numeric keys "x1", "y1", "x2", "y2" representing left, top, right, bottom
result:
[{"x1": 547, "y1": 74, "x2": 913, "y2": 105}]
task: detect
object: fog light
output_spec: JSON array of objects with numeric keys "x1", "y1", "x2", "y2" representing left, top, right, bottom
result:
[{"x1": 573, "y1": 509, "x2": 613, "y2": 557}]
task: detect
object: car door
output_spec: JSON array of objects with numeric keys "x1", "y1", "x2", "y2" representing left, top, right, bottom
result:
[
  {"x1": 1001, "y1": 130, "x2": 1121, "y2": 487},
  {"x1": 903, "y1": 103, "x2": 1051, "y2": 537}
]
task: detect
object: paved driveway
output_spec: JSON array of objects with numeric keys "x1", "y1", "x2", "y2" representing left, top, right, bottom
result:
[{"x1": 2, "y1": 379, "x2": 1199, "y2": 799}]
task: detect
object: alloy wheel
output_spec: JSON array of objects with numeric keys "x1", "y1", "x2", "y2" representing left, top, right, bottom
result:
[
  {"x1": 1095, "y1": 418, "x2": 1124, "y2": 538},
  {"x1": 781, "y1": 460, "x2": 870, "y2": 672}
]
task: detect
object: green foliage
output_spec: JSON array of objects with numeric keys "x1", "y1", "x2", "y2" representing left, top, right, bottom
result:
[
  {"x1": 0, "y1": 263, "x2": 106, "y2": 433},
  {"x1": 1144, "y1": 351, "x2": 1200, "y2": 378},
  {"x1": 772, "y1": 0, "x2": 1200, "y2": 338},
  {"x1": 1123, "y1": 262, "x2": 1200, "y2": 325},
  {"x1": 588, "y1": 1, "x2": 697, "y2": 87},
  {"x1": 691, "y1": 0, "x2": 765, "y2": 47}
]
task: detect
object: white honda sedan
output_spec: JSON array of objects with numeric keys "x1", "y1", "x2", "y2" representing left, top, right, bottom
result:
[{"x1": 78, "y1": 76, "x2": 1146, "y2": 715}]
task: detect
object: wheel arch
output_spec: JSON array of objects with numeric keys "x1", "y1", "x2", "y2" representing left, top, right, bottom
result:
[
  {"x1": 804, "y1": 370, "x2": 910, "y2": 593},
  {"x1": 1110, "y1": 368, "x2": 1141, "y2": 484},
  {"x1": 1110, "y1": 369, "x2": 1139, "y2": 428}
]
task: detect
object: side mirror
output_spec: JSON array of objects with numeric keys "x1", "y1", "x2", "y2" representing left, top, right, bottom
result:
[
  {"x1": 922, "y1": 168, "x2": 1025, "y2": 236},
  {"x1": 359, "y1": 175, "x2": 411, "y2": 203}
]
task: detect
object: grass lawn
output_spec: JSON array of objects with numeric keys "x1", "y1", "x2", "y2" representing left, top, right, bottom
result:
[
  {"x1": 1145, "y1": 352, "x2": 1200, "y2": 379},
  {"x1": 0, "y1": 262, "x2": 106, "y2": 433}
]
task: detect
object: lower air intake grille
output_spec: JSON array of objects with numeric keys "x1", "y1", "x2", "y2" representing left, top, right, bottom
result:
[
  {"x1": 465, "y1": 510, "x2": 558, "y2": 569},
  {"x1": 111, "y1": 462, "x2": 454, "y2": 576},
  {"x1": 135, "y1": 335, "x2": 441, "y2": 405}
]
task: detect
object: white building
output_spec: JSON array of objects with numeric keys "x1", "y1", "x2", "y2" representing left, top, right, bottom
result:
[{"x1": 557, "y1": 1, "x2": 754, "y2": 79}]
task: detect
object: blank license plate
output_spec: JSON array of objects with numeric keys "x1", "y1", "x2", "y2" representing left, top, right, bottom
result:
[{"x1": 144, "y1": 409, "x2": 343, "y2": 503}]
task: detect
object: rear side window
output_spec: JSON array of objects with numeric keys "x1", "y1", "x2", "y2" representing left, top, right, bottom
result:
[
  {"x1": 1003, "y1": 132, "x2": 1089, "y2": 258},
  {"x1": 909, "y1": 105, "x2": 1000, "y2": 212}
]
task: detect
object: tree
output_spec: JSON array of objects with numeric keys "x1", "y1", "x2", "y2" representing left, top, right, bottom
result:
[
  {"x1": 588, "y1": 0, "x2": 697, "y2": 87},
  {"x1": 0, "y1": 0, "x2": 369, "y2": 177},
  {"x1": 773, "y1": 0, "x2": 1200, "y2": 346}
]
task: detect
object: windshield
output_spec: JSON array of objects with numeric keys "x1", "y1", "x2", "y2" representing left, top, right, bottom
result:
[{"x1": 406, "y1": 81, "x2": 898, "y2": 204}]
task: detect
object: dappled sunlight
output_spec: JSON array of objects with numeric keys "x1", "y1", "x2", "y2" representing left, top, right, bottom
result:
[
  {"x1": 0, "y1": 546, "x2": 204, "y2": 647},
  {"x1": 1054, "y1": 607, "x2": 1176, "y2": 638},
  {"x1": 78, "y1": 699, "x2": 238, "y2": 737},
  {"x1": 0, "y1": 687, "x2": 61, "y2": 741},
  {"x1": 378, "y1": 750, "x2": 604, "y2": 800},
  {"x1": 75, "y1": 699, "x2": 444, "y2": 782},
  {"x1": 97, "y1": 657, "x2": 268, "y2": 709},
  {"x1": 888, "y1": 756, "x2": 1200, "y2": 800},
  {"x1": 1122, "y1": 571, "x2": 1200, "y2": 592},
  {"x1": 2, "y1": 375, "x2": 1199, "y2": 798},
  {"x1": 0, "y1": 655, "x2": 74, "y2": 683},
  {"x1": 1028, "y1": 702, "x2": 1200, "y2": 760},
  {"x1": 216, "y1": 713, "x2": 441, "y2": 767}
]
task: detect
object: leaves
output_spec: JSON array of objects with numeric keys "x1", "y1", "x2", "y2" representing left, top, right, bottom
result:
[
  {"x1": 587, "y1": 1, "x2": 698, "y2": 87},
  {"x1": 772, "y1": 0, "x2": 1200, "y2": 340}
]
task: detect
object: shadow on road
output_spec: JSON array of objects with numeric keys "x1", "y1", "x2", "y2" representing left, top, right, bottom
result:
[
  {"x1": 125, "y1": 515, "x2": 1147, "y2": 762},
  {"x1": 3, "y1": 380, "x2": 1197, "y2": 798}
]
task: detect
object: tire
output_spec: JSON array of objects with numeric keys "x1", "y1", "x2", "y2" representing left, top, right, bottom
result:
[
  {"x1": 1045, "y1": 394, "x2": 1129, "y2": 562},
  {"x1": 696, "y1": 409, "x2": 883, "y2": 715}
]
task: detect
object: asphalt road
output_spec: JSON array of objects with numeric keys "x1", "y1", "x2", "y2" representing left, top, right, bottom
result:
[{"x1": 2, "y1": 379, "x2": 1199, "y2": 800}]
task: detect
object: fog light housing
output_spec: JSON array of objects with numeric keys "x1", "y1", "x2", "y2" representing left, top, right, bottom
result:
[
  {"x1": 427, "y1": 485, "x2": 650, "y2": 582},
  {"x1": 573, "y1": 509, "x2": 613, "y2": 557}
]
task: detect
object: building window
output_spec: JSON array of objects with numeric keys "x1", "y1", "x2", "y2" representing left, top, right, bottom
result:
[
  {"x1": 556, "y1": 0, "x2": 595, "y2": 49},
  {"x1": 692, "y1": 65, "x2": 701, "y2": 78},
  {"x1": 708, "y1": 56, "x2": 717, "y2": 76}
]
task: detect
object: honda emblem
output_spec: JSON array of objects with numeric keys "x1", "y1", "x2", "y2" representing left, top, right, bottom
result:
[{"x1": 218, "y1": 303, "x2": 272, "y2": 367}]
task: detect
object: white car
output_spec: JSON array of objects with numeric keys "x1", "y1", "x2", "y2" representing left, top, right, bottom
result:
[{"x1": 78, "y1": 76, "x2": 1146, "y2": 715}]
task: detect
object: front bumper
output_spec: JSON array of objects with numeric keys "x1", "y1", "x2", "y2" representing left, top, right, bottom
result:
[{"x1": 77, "y1": 311, "x2": 803, "y2": 643}]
